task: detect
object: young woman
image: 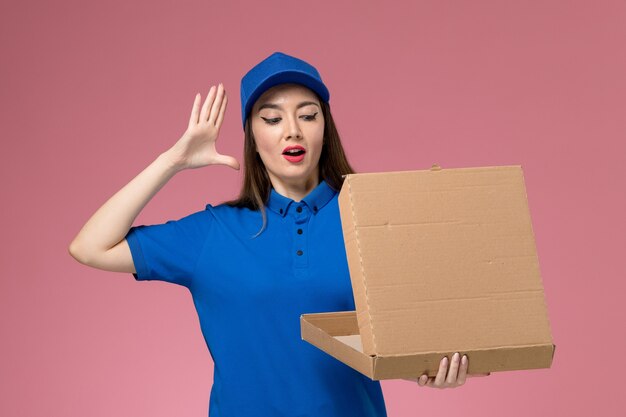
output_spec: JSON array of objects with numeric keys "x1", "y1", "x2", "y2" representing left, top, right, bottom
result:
[{"x1": 69, "y1": 51, "x2": 483, "y2": 417}]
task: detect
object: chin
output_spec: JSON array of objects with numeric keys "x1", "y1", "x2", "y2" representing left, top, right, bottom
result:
[{"x1": 271, "y1": 168, "x2": 317, "y2": 184}]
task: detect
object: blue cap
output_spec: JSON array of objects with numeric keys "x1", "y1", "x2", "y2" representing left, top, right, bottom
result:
[{"x1": 240, "y1": 51, "x2": 330, "y2": 130}]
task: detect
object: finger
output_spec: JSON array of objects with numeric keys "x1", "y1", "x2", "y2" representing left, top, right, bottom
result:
[
  {"x1": 434, "y1": 356, "x2": 448, "y2": 387},
  {"x1": 417, "y1": 374, "x2": 429, "y2": 386},
  {"x1": 208, "y1": 83, "x2": 224, "y2": 125},
  {"x1": 214, "y1": 91, "x2": 228, "y2": 128},
  {"x1": 200, "y1": 85, "x2": 217, "y2": 123},
  {"x1": 188, "y1": 93, "x2": 201, "y2": 127},
  {"x1": 445, "y1": 352, "x2": 461, "y2": 385},
  {"x1": 456, "y1": 354, "x2": 469, "y2": 385}
]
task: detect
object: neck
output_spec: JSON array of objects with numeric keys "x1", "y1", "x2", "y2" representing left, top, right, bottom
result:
[{"x1": 269, "y1": 174, "x2": 320, "y2": 202}]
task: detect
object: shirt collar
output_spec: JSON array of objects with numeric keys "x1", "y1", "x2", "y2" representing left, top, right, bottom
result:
[{"x1": 267, "y1": 180, "x2": 336, "y2": 217}]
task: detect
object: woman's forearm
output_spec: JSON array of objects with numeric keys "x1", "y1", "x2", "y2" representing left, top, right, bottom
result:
[
  {"x1": 69, "y1": 85, "x2": 232, "y2": 268},
  {"x1": 68, "y1": 150, "x2": 182, "y2": 264}
]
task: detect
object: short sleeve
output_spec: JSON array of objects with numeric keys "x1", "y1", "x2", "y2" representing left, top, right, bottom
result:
[{"x1": 124, "y1": 208, "x2": 212, "y2": 288}]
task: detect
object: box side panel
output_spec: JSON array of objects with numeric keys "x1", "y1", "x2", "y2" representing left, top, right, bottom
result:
[
  {"x1": 338, "y1": 179, "x2": 376, "y2": 355},
  {"x1": 371, "y1": 344, "x2": 556, "y2": 380},
  {"x1": 518, "y1": 166, "x2": 555, "y2": 350},
  {"x1": 300, "y1": 313, "x2": 374, "y2": 379},
  {"x1": 299, "y1": 311, "x2": 359, "y2": 336}
]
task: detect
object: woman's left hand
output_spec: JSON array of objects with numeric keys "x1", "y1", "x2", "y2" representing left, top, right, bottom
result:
[{"x1": 402, "y1": 352, "x2": 490, "y2": 388}]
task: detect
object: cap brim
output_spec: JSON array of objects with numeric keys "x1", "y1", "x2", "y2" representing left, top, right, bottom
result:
[{"x1": 244, "y1": 70, "x2": 330, "y2": 123}]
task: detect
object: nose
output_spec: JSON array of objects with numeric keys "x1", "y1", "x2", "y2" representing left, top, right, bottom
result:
[{"x1": 285, "y1": 114, "x2": 303, "y2": 140}]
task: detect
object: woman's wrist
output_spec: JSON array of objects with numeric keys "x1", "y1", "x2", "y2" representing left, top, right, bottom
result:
[{"x1": 158, "y1": 149, "x2": 187, "y2": 175}]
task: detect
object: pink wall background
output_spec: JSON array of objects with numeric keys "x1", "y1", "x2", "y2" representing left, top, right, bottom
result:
[{"x1": 2, "y1": 0, "x2": 625, "y2": 415}]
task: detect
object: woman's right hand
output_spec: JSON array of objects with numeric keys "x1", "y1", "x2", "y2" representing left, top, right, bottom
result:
[{"x1": 165, "y1": 83, "x2": 240, "y2": 171}]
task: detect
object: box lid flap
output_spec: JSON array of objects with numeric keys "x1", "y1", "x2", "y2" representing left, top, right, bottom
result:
[{"x1": 338, "y1": 165, "x2": 553, "y2": 357}]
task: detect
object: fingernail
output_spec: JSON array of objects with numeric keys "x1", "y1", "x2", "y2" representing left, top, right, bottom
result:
[
  {"x1": 453, "y1": 352, "x2": 460, "y2": 361},
  {"x1": 462, "y1": 355, "x2": 468, "y2": 365},
  {"x1": 441, "y1": 356, "x2": 448, "y2": 364}
]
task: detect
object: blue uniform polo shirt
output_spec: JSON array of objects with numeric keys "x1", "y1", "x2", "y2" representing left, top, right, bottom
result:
[{"x1": 125, "y1": 180, "x2": 387, "y2": 417}]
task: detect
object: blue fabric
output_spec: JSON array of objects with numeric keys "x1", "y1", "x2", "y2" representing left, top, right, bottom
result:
[
  {"x1": 240, "y1": 51, "x2": 330, "y2": 130},
  {"x1": 125, "y1": 180, "x2": 387, "y2": 417}
]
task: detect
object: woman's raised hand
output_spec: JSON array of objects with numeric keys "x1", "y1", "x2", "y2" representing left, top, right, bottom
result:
[{"x1": 165, "y1": 83, "x2": 240, "y2": 171}]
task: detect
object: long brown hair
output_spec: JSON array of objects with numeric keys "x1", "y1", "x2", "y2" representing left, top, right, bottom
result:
[{"x1": 223, "y1": 91, "x2": 355, "y2": 236}]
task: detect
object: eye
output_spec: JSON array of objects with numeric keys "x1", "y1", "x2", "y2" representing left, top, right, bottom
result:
[
  {"x1": 261, "y1": 117, "x2": 281, "y2": 125},
  {"x1": 302, "y1": 112, "x2": 318, "y2": 121},
  {"x1": 260, "y1": 112, "x2": 318, "y2": 125}
]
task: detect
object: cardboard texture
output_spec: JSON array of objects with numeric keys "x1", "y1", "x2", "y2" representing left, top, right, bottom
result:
[{"x1": 300, "y1": 165, "x2": 555, "y2": 380}]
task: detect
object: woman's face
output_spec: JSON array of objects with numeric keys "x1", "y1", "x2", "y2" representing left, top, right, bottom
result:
[{"x1": 251, "y1": 83, "x2": 325, "y2": 193}]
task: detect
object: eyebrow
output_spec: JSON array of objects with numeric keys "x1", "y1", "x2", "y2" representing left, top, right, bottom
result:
[{"x1": 257, "y1": 101, "x2": 320, "y2": 112}]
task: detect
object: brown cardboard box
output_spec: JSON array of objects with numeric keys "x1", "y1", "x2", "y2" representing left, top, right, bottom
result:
[{"x1": 300, "y1": 165, "x2": 555, "y2": 380}]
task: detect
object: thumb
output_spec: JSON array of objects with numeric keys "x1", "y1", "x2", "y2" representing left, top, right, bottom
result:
[{"x1": 214, "y1": 153, "x2": 240, "y2": 170}]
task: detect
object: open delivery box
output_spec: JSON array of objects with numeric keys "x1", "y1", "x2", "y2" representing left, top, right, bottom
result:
[{"x1": 300, "y1": 165, "x2": 555, "y2": 380}]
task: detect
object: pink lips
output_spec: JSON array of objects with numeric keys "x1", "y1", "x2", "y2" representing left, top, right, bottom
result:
[{"x1": 282, "y1": 145, "x2": 306, "y2": 163}]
